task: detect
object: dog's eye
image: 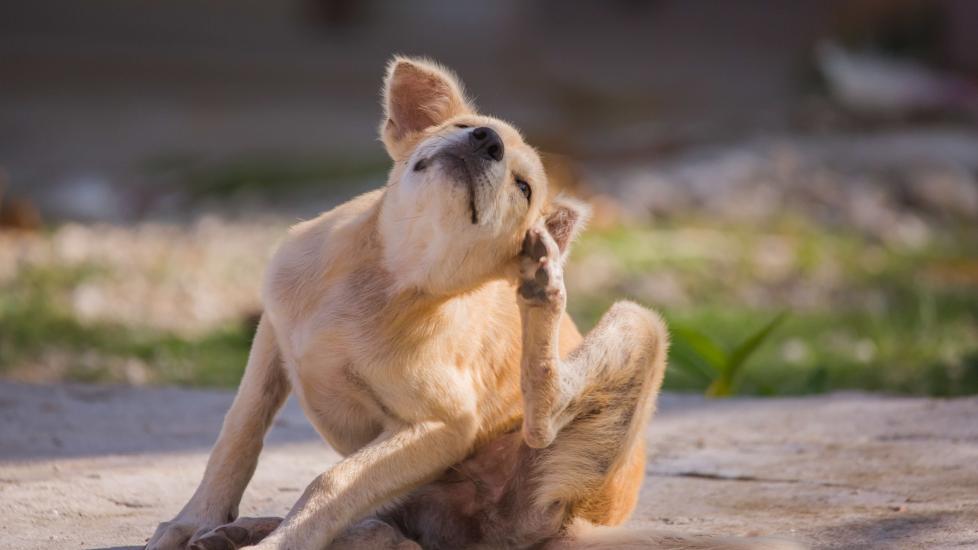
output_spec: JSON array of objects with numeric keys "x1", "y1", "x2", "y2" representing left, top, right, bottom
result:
[
  {"x1": 413, "y1": 158, "x2": 427, "y2": 171},
  {"x1": 515, "y1": 178, "x2": 531, "y2": 201},
  {"x1": 455, "y1": 124, "x2": 470, "y2": 129}
]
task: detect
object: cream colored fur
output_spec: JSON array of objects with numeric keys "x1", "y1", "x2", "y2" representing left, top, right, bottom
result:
[{"x1": 145, "y1": 57, "x2": 804, "y2": 550}]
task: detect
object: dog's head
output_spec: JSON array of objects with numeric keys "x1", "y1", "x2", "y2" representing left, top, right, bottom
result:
[{"x1": 377, "y1": 57, "x2": 589, "y2": 295}]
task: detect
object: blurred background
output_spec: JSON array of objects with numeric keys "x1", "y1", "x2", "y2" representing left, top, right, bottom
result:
[{"x1": 1, "y1": 0, "x2": 976, "y2": 396}]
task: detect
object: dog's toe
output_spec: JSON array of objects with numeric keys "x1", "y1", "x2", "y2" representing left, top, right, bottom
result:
[{"x1": 189, "y1": 517, "x2": 283, "y2": 550}]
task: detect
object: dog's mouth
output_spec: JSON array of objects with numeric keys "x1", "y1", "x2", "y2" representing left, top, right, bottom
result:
[{"x1": 429, "y1": 152, "x2": 483, "y2": 225}]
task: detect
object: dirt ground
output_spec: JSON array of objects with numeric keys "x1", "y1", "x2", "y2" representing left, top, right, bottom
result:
[{"x1": 1, "y1": 382, "x2": 976, "y2": 550}]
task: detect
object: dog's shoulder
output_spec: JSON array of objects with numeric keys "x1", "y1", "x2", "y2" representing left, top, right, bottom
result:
[{"x1": 262, "y1": 188, "x2": 384, "y2": 319}]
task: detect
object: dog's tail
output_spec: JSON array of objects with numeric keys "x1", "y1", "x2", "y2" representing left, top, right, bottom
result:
[{"x1": 545, "y1": 519, "x2": 808, "y2": 550}]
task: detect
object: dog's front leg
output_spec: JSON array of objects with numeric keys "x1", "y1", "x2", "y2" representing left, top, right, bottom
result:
[
  {"x1": 252, "y1": 417, "x2": 475, "y2": 550},
  {"x1": 147, "y1": 315, "x2": 290, "y2": 550}
]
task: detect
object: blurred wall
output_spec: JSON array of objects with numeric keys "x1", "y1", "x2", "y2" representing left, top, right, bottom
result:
[{"x1": 1, "y1": 0, "x2": 975, "y2": 219}]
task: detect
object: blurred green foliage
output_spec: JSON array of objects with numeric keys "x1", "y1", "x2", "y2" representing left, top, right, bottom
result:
[
  {"x1": 670, "y1": 312, "x2": 787, "y2": 397},
  {"x1": 142, "y1": 152, "x2": 389, "y2": 201},
  {"x1": 0, "y1": 264, "x2": 251, "y2": 386},
  {"x1": 568, "y1": 216, "x2": 978, "y2": 396},
  {"x1": 2, "y1": 213, "x2": 976, "y2": 396}
]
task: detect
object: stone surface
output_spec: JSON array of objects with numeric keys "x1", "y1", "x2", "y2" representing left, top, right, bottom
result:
[{"x1": 1, "y1": 382, "x2": 976, "y2": 549}]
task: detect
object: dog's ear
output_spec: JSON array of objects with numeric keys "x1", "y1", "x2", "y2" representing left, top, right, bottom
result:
[
  {"x1": 380, "y1": 56, "x2": 473, "y2": 158},
  {"x1": 543, "y1": 195, "x2": 591, "y2": 256}
]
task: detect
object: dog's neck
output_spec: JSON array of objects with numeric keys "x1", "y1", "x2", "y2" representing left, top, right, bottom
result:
[
  {"x1": 376, "y1": 193, "x2": 512, "y2": 298},
  {"x1": 364, "y1": 265, "x2": 508, "y2": 347},
  {"x1": 349, "y1": 206, "x2": 501, "y2": 332}
]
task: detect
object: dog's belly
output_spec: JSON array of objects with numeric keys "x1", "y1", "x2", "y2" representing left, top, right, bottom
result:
[{"x1": 382, "y1": 431, "x2": 567, "y2": 549}]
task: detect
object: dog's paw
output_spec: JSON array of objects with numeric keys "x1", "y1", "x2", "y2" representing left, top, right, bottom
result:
[
  {"x1": 517, "y1": 226, "x2": 565, "y2": 309},
  {"x1": 522, "y1": 413, "x2": 558, "y2": 449},
  {"x1": 188, "y1": 517, "x2": 283, "y2": 550},
  {"x1": 145, "y1": 518, "x2": 213, "y2": 550}
]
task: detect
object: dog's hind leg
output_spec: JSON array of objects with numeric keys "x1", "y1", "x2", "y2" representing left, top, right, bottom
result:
[
  {"x1": 528, "y1": 301, "x2": 667, "y2": 524},
  {"x1": 516, "y1": 225, "x2": 668, "y2": 526},
  {"x1": 516, "y1": 229, "x2": 805, "y2": 550},
  {"x1": 358, "y1": 253, "x2": 668, "y2": 550}
]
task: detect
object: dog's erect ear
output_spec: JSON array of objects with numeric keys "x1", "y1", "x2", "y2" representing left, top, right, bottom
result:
[
  {"x1": 380, "y1": 57, "x2": 473, "y2": 157},
  {"x1": 544, "y1": 196, "x2": 591, "y2": 256}
]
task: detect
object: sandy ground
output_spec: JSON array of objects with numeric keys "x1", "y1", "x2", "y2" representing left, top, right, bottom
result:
[{"x1": 1, "y1": 383, "x2": 976, "y2": 550}]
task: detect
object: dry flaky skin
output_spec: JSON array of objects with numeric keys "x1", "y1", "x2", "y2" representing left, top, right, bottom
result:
[{"x1": 146, "y1": 57, "x2": 805, "y2": 550}]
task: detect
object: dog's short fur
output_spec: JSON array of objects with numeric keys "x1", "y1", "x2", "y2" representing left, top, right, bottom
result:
[{"x1": 147, "y1": 58, "x2": 803, "y2": 550}]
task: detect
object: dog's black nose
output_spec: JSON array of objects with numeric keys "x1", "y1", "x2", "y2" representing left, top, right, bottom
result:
[{"x1": 469, "y1": 126, "x2": 504, "y2": 162}]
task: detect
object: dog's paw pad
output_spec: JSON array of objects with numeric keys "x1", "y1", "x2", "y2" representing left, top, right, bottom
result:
[{"x1": 518, "y1": 227, "x2": 564, "y2": 307}]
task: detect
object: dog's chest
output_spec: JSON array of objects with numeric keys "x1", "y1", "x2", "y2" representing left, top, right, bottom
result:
[
  {"x1": 287, "y1": 350, "x2": 388, "y2": 454},
  {"x1": 269, "y1": 269, "x2": 524, "y2": 454},
  {"x1": 281, "y1": 304, "x2": 481, "y2": 448}
]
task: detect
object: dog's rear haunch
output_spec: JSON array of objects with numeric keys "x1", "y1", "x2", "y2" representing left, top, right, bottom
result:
[{"x1": 146, "y1": 57, "x2": 806, "y2": 550}]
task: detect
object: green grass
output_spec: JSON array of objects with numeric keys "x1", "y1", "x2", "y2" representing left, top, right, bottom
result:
[
  {"x1": 0, "y1": 264, "x2": 253, "y2": 386},
  {"x1": 671, "y1": 311, "x2": 789, "y2": 397},
  {"x1": 658, "y1": 301, "x2": 978, "y2": 396},
  {"x1": 568, "y1": 216, "x2": 978, "y2": 396},
  {"x1": 2, "y1": 215, "x2": 976, "y2": 396}
]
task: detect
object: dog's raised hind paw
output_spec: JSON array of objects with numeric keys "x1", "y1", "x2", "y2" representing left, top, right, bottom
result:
[{"x1": 517, "y1": 226, "x2": 565, "y2": 309}]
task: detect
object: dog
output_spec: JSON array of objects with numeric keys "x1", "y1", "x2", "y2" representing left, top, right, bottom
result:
[{"x1": 146, "y1": 57, "x2": 804, "y2": 550}]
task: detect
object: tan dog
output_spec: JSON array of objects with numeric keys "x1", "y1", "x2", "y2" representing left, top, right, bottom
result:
[{"x1": 146, "y1": 58, "x2": 803, "y2": 550}]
